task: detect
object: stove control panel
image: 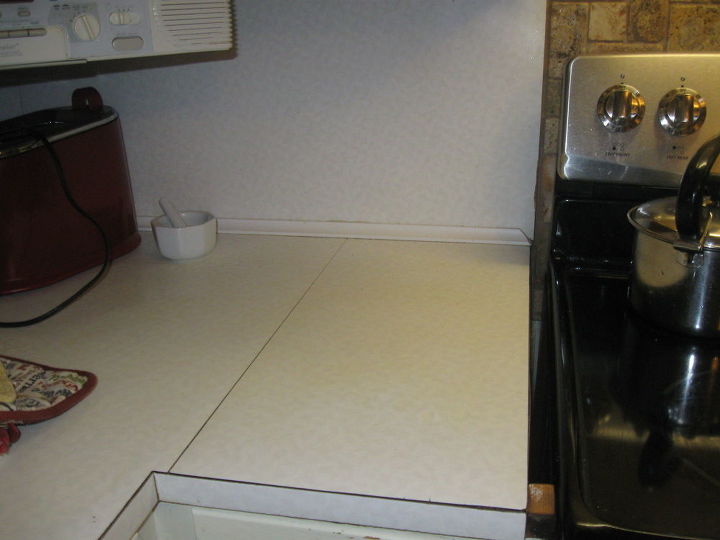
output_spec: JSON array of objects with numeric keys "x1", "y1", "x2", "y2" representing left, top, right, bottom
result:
[{"x1": 559, "y1": 54, "x2": 720, "y2": 186}]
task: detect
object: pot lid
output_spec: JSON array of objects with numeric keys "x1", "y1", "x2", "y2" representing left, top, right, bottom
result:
[{"x1": 628, "y1": 196, "x2": 720, "y2": 251}]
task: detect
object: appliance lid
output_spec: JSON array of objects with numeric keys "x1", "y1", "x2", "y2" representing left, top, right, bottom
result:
[
  {"x1": 628, "y1": 196, "x2": 720, "y2": 251},
  {"x1": 0, "y1": 105, "x2": 117, "y2": 159}
]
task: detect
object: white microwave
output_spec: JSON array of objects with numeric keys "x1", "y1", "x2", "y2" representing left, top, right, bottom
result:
[{"x1": 0, "y1": 0, "x2": 232, "y2": 69}]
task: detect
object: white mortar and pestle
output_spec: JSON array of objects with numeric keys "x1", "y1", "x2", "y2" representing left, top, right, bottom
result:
[{"x1": 151, "y1": 199, "x2": 217, "y2": 260}]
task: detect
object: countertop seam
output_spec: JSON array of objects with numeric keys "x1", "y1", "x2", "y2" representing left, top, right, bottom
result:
[{"x1": 167, "y1": 238, "x2": 348, "y2": 473}]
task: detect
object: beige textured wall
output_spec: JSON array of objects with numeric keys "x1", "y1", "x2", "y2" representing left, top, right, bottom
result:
[{"x1": 532, "y1": 0, "x2": 720, "y2": 319}]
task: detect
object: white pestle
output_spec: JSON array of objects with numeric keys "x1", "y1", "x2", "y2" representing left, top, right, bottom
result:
[{"x1": 159, "y1": 198, "x2": 187, "y2": 228}]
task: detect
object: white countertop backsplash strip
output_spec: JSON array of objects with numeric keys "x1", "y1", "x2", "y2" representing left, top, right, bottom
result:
[{"x1": 139, "y1": 216, "x2": 530, "y2": 245}]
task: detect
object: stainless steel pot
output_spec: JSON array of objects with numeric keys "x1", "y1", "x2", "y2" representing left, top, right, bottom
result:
[{"x1": 628, "y1": 134, "x2": 720, "y2": 338}]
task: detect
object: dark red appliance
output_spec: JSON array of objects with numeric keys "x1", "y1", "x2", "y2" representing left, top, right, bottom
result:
[{"x1": 0, "y1": 88, "x2": 140, "y2": 295}]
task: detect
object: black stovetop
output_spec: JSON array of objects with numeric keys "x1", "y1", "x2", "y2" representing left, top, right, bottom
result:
[{"x1": 550, "y1": 183, "x2": 720, "y2": 539}]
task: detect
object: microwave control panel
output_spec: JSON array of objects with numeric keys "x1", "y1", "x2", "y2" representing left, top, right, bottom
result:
[
  {"x1": 559, "y1": 54, "x2": 720, "y2": 186},
  {"x1": 0, "y1": 0, "x2": 232, "y2": 69},
  {"x1": 0, "y1": 0, "x2": 154, "y2": 66}
]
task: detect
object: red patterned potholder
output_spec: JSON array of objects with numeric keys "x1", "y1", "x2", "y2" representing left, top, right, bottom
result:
[{"x1": 0, "y1": 354, "x2": 97, "y2": 454}]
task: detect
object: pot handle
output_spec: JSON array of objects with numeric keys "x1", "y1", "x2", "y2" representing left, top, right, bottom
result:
[{"x1": 676, "y1": 133, "x2": 720, "y2": 243}]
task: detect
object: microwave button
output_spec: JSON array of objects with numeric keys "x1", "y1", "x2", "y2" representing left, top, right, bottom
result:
[
  {"x1": 112, "y1": 35, "x2": 144, "y2": 51},
  {"x1": 8, "y1": 29, "x2": 29, "y2": 38},
  {"x1": 27, "y1": 28, "x2": 47, "y2": 37},
  {"x1": 109, "y1": 10, "x2": 141, "y2": 25},
  {"x1": 17, "y1": 8, "x2": 30, "y2": 17}
]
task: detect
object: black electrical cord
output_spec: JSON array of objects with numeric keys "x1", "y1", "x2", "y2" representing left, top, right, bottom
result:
[{"x1": 0, "y1": 133, "x2": 111, "y2": 328}]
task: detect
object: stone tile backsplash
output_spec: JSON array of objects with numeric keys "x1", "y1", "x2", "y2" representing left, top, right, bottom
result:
[{"x1": 532, "y1": 0, "x2": 720, "y2": 319}]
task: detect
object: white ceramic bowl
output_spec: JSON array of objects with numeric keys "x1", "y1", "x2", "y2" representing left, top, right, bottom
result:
[{"x1": 151, "y1": 211, "x2": 217, "y2": 260}]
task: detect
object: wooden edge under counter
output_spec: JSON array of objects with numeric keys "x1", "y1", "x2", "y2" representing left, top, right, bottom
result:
[
  {"x1": 525, "y1": 484, "x2": 557, "y2": 540},
  {"x1": 527, "y1": 483, "x2": 556, "y2": 516}
]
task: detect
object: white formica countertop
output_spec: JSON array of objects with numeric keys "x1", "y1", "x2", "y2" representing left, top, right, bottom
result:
[{"x1": 0, "y1": 233, "x2": 529, "y2": 540}]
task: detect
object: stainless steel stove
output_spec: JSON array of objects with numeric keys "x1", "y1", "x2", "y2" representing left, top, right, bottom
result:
[{"x1": 547, "y1": 54, "x2": 720, "y2": 540}]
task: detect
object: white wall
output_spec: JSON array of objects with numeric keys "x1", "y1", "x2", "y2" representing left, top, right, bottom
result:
[{"x1": 1, "y1": 0, "x2": 545, "y2": 240}]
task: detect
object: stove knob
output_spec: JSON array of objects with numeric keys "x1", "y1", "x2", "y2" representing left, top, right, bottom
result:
[
  {"x1": 597, "y1": 84, "x2": 645, "y2": 132},
  {"x1": 657, "y1": 88, "x2": 706, "y2": 136}
]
